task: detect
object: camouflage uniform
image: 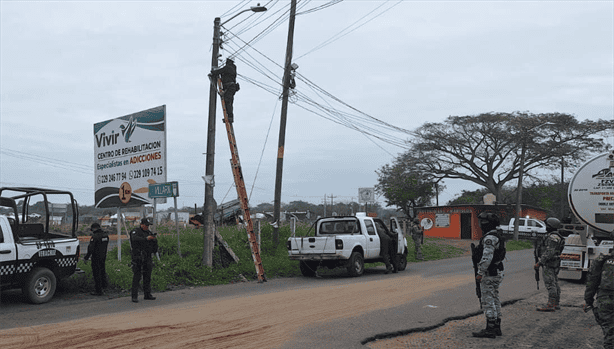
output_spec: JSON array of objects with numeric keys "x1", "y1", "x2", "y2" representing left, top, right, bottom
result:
[
  {"x1": 535, "y1": 232, "x2": 565, "y2": 311},
  {"x1": 477, "y1": 232, "x2": 504, "y2": 321},
  {"x1": 410, "y1": 221, "x2": 423, "y2": 260},
  {"x1": 585, "y1": 253, "x2": 614, "y2": 349}
]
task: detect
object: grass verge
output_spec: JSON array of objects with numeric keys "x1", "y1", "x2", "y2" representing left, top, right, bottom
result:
[{"x1": 61, "y1": 226, "x2": 533, "y2": 295}]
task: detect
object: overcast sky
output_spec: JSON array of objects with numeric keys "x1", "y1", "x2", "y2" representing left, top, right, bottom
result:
[{"x1": 1, "y1": 0, "x2": 613, "y2": 211}]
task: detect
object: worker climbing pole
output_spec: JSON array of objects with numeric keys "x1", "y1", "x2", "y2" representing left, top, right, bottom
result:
[{"x1": 215, "y1": 77, "x2": 267, "y2": 283}]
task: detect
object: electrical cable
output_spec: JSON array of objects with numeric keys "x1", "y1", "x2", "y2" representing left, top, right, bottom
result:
[
  {"x1": 296, "y1": 0, "x2": 342, "y2": 16},
  {"x1": 295, "y1": 0, "x2": 403, "y2": 61},
  {"x1": 249, "y1": 96, "x2": 280, "y2": 202}
]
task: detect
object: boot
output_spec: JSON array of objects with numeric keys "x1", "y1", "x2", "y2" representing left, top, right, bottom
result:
[
  {"x1": 494, "y1": 318, "x2": 502, "y2": 336},
  {"x1": 132, "y1": 295, "x2": 139, "y2": 303},
  {"x1": 472, "y1": 318, "x2": 497, "y2": 338},
  {"x1": 144, "y1": 293, "x2": 156, "y2": 300},
  {"x1": 554, "y1": 296, "x2": 561, "y2": 310},
  {"x1": 384, "y1": 264, "x2": 393, "y2": 274},
  {"x1": 536, "y1": 297, "x2": 556, "y2": 312}
]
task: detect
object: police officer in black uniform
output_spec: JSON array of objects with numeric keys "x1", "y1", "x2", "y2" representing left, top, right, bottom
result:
[
  {"x1": 84, "y1": 222, "x2": 109, "y2": 296},
  {"x1": 210, "y1": 57, "x2": 239, "y2": 123},
  {"x1": 130, "y1": 218, "x2": 158, "y2": 303}
]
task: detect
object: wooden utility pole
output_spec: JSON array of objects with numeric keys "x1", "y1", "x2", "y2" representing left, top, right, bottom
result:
[
  {"x1": 272, "y1": 0, "x2": 297, "y2": 247},
  {"x1": 202, "y1": 17, "x2": 221, "y2": 267}
]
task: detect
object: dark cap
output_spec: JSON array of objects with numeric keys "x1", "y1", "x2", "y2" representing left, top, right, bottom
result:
[
  {"x1": 90, "y1": 223, "x2": 101, "y2": 231},
  {"x1": 140, "y1": 218, "x2": 152, "y2": 226}
]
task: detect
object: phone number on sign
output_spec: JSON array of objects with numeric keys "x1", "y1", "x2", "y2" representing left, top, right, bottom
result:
[
  {"x1": 97, "y1": 172, "x2": 127, "y2": 184},
  {"x1": 129, "y1": 166, "x2": 164, "y2": 180}
]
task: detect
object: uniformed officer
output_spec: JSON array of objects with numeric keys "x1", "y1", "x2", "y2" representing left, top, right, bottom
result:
[
  {"x1": 84, "y1": 222, "x2": 109, "y2": 296},
  {"x1": 130, "y1": 218, "x2": 158, "y2": 303},
  {"x1": 210, "y1": 57, "x2": 239, "y2": 123},
  {"x1": 535, "y1": 217, "x2": 565, "y2": 311},
  {"x1": 410, "y1": 218, "x2": 424, "y2": 260},
  {"x1": 584, "y1": 239, "x2": 614, "y2": 349},
  {"x1": 472, "y1": 212, "x2": 506, "y2": 338}
]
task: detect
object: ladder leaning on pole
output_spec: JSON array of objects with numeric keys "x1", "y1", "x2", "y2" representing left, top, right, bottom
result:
[{"x1": 216, "y1": 78, "x2": 267, "y2": 283}]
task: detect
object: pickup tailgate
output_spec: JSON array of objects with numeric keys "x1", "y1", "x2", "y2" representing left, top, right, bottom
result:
[{"x1": 288, "y1": 236, "x2": 337, "y2": 254}]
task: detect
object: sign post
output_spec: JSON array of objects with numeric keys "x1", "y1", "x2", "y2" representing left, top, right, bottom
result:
[{"x1": 149, "y1": 181, "x2": 181, "y2": 256}]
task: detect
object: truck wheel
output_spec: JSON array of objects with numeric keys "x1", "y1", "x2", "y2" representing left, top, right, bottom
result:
[
  {"x1": 299, "y1": 261, "x2": 318, "y2": 277},
  {"x1": 396, "y1": 249, "x2": 408, "y2": 271},
  {"x1": 23, "y1": 267, "x2": 56, "y2": 304},
  {"x1": 347, "y1": 252, "x2": 364, "y2": 277}
]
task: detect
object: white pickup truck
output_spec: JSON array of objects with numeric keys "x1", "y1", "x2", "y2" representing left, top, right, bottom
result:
[
  {"x1": 0, "y1": 187, "x2": 81, "y2": 304},
  {"x1": 286, "y1": 213, "x2": 408, "y2": 277},
  {"x1": 499, "y1": 217, "x2": 547, "y2": 240}
]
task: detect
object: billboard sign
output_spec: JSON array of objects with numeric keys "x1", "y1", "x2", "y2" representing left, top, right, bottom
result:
[
  {"x1": 358, "y1": 187, "x2": 374, "y2": 203},
  {"x1": 94, "y1": 105, "x2": 167, "y2": 208}
]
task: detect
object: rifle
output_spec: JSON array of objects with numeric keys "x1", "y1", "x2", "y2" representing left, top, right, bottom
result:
[
  {"x1": 470, "y1": 243, "x2": 482, "y2": 308},
  {"x1": 533, "y1": 240, "x2": 540, "y2": 290}
]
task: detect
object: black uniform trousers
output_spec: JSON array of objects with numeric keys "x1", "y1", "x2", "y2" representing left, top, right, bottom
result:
[
  {"x1": 132, "y1": 255, "x2": 153, "y2": 296},
  {"x1": 91, "y1": 257, "x2": 108, "y2": 293},
  {"x1": 223, "y1": 84, "x2": 238, "y2": 121}
]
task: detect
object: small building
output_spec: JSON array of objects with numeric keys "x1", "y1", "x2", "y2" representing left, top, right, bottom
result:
[{"x1": 415, "y1": 204, "x2": 547, "y2": 240}]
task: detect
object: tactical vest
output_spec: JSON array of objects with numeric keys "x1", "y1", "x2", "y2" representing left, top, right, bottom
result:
[
  {"x1": 472, "y1": 230, "x2": 506, "y2": 276},
  {"x1": 598, "y1": 255, "x2": 614, "y2": 292}
]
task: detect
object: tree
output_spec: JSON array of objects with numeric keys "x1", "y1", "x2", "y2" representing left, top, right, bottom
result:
[
  {"x1": 375, "y1": 152, "x2": 437, "y2": 218},
  {"x1": 406, "y1": 112, "x2": 612, "y2": 201},
  {"x1": 448, "y1": 180, "x2": 571, "y2": 220}
]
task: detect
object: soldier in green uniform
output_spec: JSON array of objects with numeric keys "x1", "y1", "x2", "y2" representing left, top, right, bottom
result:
[
  {"x1": 410, "y1": 218, "x2": 424, "y2": 260},
  {"x1": 535, "y1": 217, "x2": 565, "y2": 311},
  {"x1": 472, "y1": 212, "x2": 506, "y2": 338},
  {"x1": 584, "y1": 240, "x2": 614, "y2": 349}
]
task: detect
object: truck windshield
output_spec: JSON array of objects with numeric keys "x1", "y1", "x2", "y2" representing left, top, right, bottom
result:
[{"x1": 319, "y1": 219, "x2": 360, "y2": 234}]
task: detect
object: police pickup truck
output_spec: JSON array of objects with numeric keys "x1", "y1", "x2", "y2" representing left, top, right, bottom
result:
[
  {"x1": 286, "y1": 213, "x2": 408, "y2": 277},
  {"x1": 0, "y1": 187, "x2": 81, "y2": 304},
  {"x1": 499, "y1": 217, "x2": 547, "y2": 240}
]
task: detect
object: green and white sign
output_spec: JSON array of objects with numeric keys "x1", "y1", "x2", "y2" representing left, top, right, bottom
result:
[
  {"x1": 93, "y1": 105, "x2": 167, "y2": 208},
  {"x1": 149, "y1": 181, "x2": 179, "y2": 198}
]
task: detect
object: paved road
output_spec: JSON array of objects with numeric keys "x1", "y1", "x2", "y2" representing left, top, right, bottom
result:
[{"x1": 0, "y1": 249, "x2": 539, "y2": 348}]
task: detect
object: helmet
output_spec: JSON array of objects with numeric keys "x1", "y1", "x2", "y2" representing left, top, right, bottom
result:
[
  {"x1": 413, "y1": 218, "x2": 420, "y2": 224},
  {"x1": 478, "y1": 212, "x2": 500, "y2": 233},
  {"x1": 545, "y1": 217, "x2": 560, "y2": 232}
]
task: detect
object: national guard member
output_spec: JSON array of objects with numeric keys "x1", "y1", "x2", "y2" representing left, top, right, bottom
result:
[
  {"x1": 584, "y1": 240, "x2": 614, "y2": 349},
  {"x1": 130, "y1": 218, "x2": 158, "y2": 303},
  {"x1": 210, "y1": 57, "x2": 239, "y2": 123},
  {"x1": 84, "y1": 223, "x2": 109, "y2": 296},
  {"x1": 472, "y1": 212, "x2": 506, "y2": 338},
  {"x1": 535, "y1": 217, "x2": 565, "y2": 311},
  {"x1": 410, "y1": 218, "x2": 424, "y2": 260}
]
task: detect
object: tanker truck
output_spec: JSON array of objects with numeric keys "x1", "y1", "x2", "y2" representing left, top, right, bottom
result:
[{"x1": 559, "y1": 152, "x2": 614, "y2": 281}]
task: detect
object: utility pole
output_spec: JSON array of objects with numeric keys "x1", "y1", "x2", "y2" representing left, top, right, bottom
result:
[
  {"x1": 202, "y1": 17, "x2": 221, "y2": 267},
  {"x1": 323, "y1": 194, "x2": 327, "y2": 217},
  {"x1": 272, "y1": 0, "x2": 297, "y2": 247}
]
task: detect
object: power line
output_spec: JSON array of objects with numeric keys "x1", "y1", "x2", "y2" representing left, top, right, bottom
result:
[{"x1": 295, "y1": 0, "x2": 403, "y2": 61}]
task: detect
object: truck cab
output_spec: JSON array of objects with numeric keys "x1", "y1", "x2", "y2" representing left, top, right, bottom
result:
[
  {"x1": 500, "y1": 217, "x2": 547, "y2": 240},
  {"x1": 0, "y1": 187, "x2": 81, "y2": 303}
]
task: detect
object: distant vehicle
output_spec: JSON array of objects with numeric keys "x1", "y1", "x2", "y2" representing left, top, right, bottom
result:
[
  {"x1": 499, "y1": 217, "x2": 547, "y2": 240},
  {"x1": 286, "y1": 213, "x2": 408, "y2": 277},
  {"x1": 558, "y1": 153, "x2": 614, "y2": 281},
  {"x1": 0, "y1": 187, "x2": 81, "y2": 304}
]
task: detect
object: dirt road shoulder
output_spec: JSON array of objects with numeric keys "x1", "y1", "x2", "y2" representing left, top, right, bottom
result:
[{"x1": 366, "y1": 280, "x2": 604, "y2": 349}]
